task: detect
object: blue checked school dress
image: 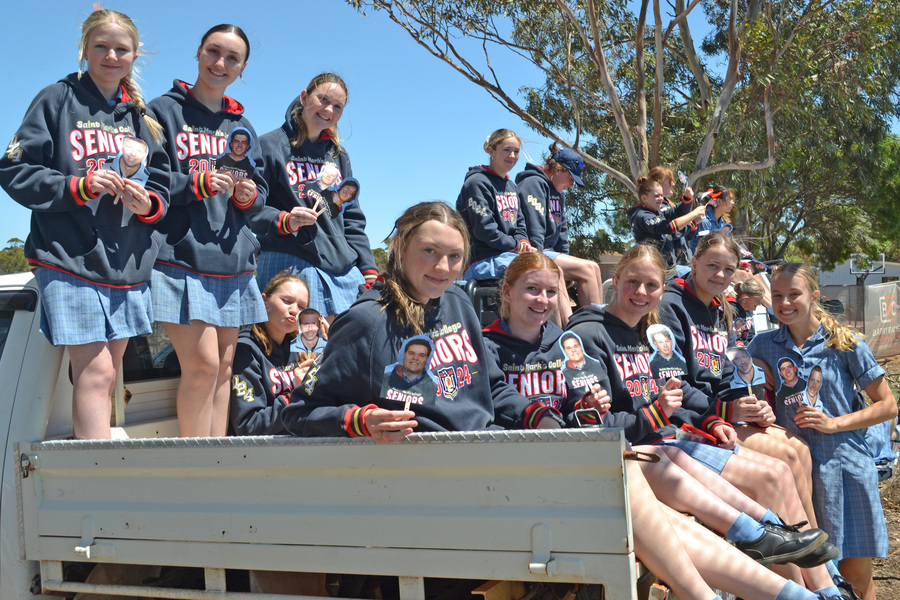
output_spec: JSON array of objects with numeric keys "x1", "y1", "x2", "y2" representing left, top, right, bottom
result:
[{"x1": 747, "y1": 324, "x2": 888, "y2": 559}]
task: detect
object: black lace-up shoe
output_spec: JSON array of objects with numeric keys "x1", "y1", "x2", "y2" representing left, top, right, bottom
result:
[
  {"x1": 833, "y1": 575, "x2": 862, "y2": 600},
  {"x1": 734, "y1": 522, "x2": 826, "y2": 566},
  {"x1": 792, "y1": 540, "x2": 839, "y2": 568}
]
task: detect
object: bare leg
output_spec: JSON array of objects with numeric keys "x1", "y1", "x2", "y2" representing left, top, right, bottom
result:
[
  {"x1": 838, "y1": 557, "x2": 874, "y2": 600},
  {"x1": 738, "y1": 424, "x2": 817, "y2": 528},
  {"x1": 553, "y1": 254, "x2": 603, "y2": 306},
  {"x1": 625, "y1": 461, "x2": 719, "y2": 600},
  {"x1": 554, "y1": 268, "x2": 572, "y2": 328},
  {"x1": 165, "y1": 321, "x2": 231, "y2": 437},
  {"x1": 68, "y1": 339, "x2": 129, "y2": 440},
  {"x1": 664, "y1": 505, "x2": 815, "y2": 600},
  {"x1": 210, "y1": 326, "x2": 238, "y2": 437}
]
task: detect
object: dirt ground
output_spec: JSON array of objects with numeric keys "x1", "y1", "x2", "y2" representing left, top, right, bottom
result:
[{"x1": 874, "y1": 356, "x2": 900, "y2": 599}]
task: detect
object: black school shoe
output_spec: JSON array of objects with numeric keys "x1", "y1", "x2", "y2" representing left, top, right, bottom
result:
[
  {"x1": 833, "y1": 574, "x2": 863, "y2": 600},
  {"x1": 734, "y1": 522, "x2": 826, "y2": 566},
  {"x1": 791, "y1": 540, "x2": 839, "y2": 568}
]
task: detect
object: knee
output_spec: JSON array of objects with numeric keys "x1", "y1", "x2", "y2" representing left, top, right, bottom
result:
[{"x1": 179, "y1": 351, "x2": 221, "y2": 382}]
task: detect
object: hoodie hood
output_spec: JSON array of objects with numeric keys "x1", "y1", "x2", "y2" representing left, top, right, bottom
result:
[
  {"x1": 514, "y1": 163, "x2": 550, "y2": 186},
  {"x1": 166, "y1": 79, "x2": 244, "y2": 115}
]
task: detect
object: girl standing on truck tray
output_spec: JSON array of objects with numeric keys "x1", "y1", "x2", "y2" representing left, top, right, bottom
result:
[
  {"x1": 748, "y1": 263, "x2": 897, "y2": 600},
  {"x1": 148, "y1": 24, "x2": 267, "y2": 438},
  {"x1": 229, "y1": 271, "x2": 315, "y2": 436},
  {"x1": 689, "y1": 184, "x2": 736, "y2": 253},
  {"x1": 252, "y1": 72, "x2": 378, "y2": 319},
  {"x1": 0, "y1": 9, "x2": 169, "y2": 440},
  {"x1": 515, "y1": 143, "x2": 604, "y2": 310},
  {"x1": 657, "y1": 233, "x2": 821, "y2": 539},
  {"x1": 565, "y1": 245, "x2": 847, "y2": 596},
  {"x1": 284, "y1": 215, "x2": 828, "y2": 600},
  {"x1": 627, "y1": 175, "x2": 706, "y2": 269},
  {"x1": 484, "y1": 253, "x2": 831, "y2": 572}
]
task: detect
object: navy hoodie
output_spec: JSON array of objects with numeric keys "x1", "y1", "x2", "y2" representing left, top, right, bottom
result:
[
  {"x1": 483, "y1": 319, "x2": 601, "y2": 427},
  {"x1": 0, "y1": 73, "x2": 169, "y2": 286},
  {"x1": 456, "y1": 166, "x2": 528, "y2": 263},
  {"x1": 565, "y1": 305, "x2": 729, "y2": 444},
  {"x1": 659, "y1": 278, "x2": 745, "y2": 423},
  {"x1": 252, "y1": 96, "x2": 377, "y2": 282},
  {"x1": 281, "y1": 284, "x2": 560, "y2": 437},
  {"x1": 515, "y1": 164, "x2": 569, "y2": 253},
  {"x1": 230, "y1": 328, "x2": 299, "y2": 436},
  {"x1": 627, "y1": 196, "x2": 693, "y2": 266},
  {"x1": 147, "y1": 80, "x2": 266, "y2": 276}
]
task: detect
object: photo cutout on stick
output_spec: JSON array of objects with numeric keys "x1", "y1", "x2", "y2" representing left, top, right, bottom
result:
[
  {"x1": 725, "y1": 346, "x2": 766, "y2": 402},
  {"x1": 323, "y1": 177, "x2": 360, "y2": 219},
  {"x1": 646, "y1": 324, "x2": 687, "y2": 380},
  {"x1": 775, "y1": 356, "x2": 807, "y2": 408},
  {"x1": 215, "y1": 127, "x2": 256, "y2": 181},
  {"x1": 380, "y1": 335, "x2": 440, "y2": 408},
  {"x1": 803, "y1": 365, "x2": 824, "y2": 410},
  {"x1": 300, "y1": 163, "x2": 339, "y2": 215},
  {"x1": 559, "y1": 331, "x2": 611, "y2": 398},
  {"x1": 106, "y1": 135, "x2": 150, "y2": 186}
]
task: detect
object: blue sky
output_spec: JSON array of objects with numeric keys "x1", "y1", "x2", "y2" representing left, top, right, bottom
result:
[{"x1": 0, "y1": 1, "x2": 558, "y2": 251}]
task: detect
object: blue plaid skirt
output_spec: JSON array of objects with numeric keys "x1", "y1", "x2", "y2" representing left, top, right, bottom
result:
[
  {"x1": 151, "y1": 264, "x2": 266, "y2": 328},
  {"x1": 256, "y1": 251, "x2": 364, "y2": 316},
  {"x1": 35, "y1": 268, "x2": 153, "y2": 346},
  {"x1": 658, "y1": 439, "x2": 738, "y2": 474}
]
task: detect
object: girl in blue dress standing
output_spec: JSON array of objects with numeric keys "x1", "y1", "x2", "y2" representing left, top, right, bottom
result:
[{"x1": 748, "y1": 263, "x2": 896, "y2": 600}]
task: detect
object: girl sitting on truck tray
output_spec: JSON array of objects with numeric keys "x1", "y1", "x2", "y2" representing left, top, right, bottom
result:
[
  {"x1": 229, "y1": 271, "x2": 315, "y2": 436},
  {"x1": 483, "y1": 253, "x2": 828, "y2": 568},
  {"x1": 0, "y1": 9, "x2": 169, "y2": 440},
  {"x1": 283, "y1": 203, "x2": 827, "y2": 600}
]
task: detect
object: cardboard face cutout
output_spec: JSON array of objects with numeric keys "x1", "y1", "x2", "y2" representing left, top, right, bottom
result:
[
  {"x1": 379, "y1": 335, "x2": 440, "y2": 408},
  {"x1": 215, "y1": 127, "x2": 257, "y2": 181},
  {"x1": 646, "y1": 323, "x2": 687, "y2": 381},
  {"x1": 558, "y1": 331, "x2": 611, "y2": 398}
]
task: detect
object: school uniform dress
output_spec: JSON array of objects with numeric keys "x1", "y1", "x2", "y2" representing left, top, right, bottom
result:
[
  {"x1": 253, "y1": 97, "x2": 377, "y2": 314},
  {"x1": 566, "y1": 305, "x2": 736, "y2": 472},
  {"x1": 689, "y1": 206, "x2": 729, "y2": 253},
  {"x1": 747, "y1": 326, "x2": 889, "y2": 559},
  {"x1": 0, "y1": 73, "x2": 169, "y2": 345},
  {"x1": 515, "y1": 164, "x2": 568, "y2": 259},
  {"x1": 148, "y1": 80, "x2": 267, "y2": 328},
  {"x1": 281, "y1": 284, "x2": 560, "y2": 437},
  {"x1": 456, "y1": 166, "x2": 529, "y2": 279}
]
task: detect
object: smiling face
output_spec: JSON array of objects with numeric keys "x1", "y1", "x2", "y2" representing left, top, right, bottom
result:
[
  {"x1": 229, "y1": 132, "x2": 250, "y2": 159},
  {"x1": 301, "y1": 82, "x2": 346, "y2": 139},
  {"x1": 299, "y1": 313, "x2": 320, "y2": 342},
  {"x1": 121, "y1": 137, "x2": 147, "y2": 168},
  {"x1": 263, "y1": 281, "x2": 309, "y2": 342},
  {"x1": 336, "y1": 183, "x2": 358, "y2": 205},
  {"x1": 487, "y1": 136, "x2": 521, "y2": 177},
  {"x1": 562, "y1": 337, "x2": 585, "y2": 366},
  {"x1": 402, "y1": 342, "x2": 431, "y2": 377},
  {"x1": 770, "y1": 271, "x2": 819, "y2": 328},
  {"x1": 85, "y1": 23, "x2": 136, "y2": 100},
  {"x1": 196, "y1": 31, "x2": 247, "y2": 94},
  {"x1": 639, "y1": 182, "x2": 665, "y2": 211},
  {"x1": 691, "y1": 245, "x2": 738, "y2": 305},
  {"x1": 608, "y1": 259, "x2": 664, "y2": 327},
  {"x1": 653, "y1": 332, "x2": 673, "y2": 358},
  {"x1": 502, "y1": 268, "x2": 558, "y2": 337},
  {"x1": 779, "y1": 360, "x2": 799, "y2": 386},
  {"x1": 400, "y1": 221, "x2": 465, "y2": 304}
]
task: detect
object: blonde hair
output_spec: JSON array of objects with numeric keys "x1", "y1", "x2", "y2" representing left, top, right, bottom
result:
[
  {"x1": 773, "y1": 263, "x2": 861, "y2": 351},
  {"x1": 691, "y1": 232, "x2": 741, "y2": 331},
  {"x1": 291, "y1": 72, "x2": 348, "y2": 153},
  {"x1": 77, "y1": 10, "x2": 163, "y2": 143},
  {"x1": 382, "y1": 202, "x2": 470, "y2": 333},
  {"x1": 252, "y1": 271, "x2": 309, "y2": 356},
  {"x1": 612, "y1": 244, "x2": 667, "y2": 340},
  {"x1": 635, "y1": 175, "x2": 663, "y2": 208},
  {"x1": 484, "y1": 129, "x2": 521, "y2": 152},
  {"x1": 498, "y1": 253, "x2": 562, "y2": 320}
]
